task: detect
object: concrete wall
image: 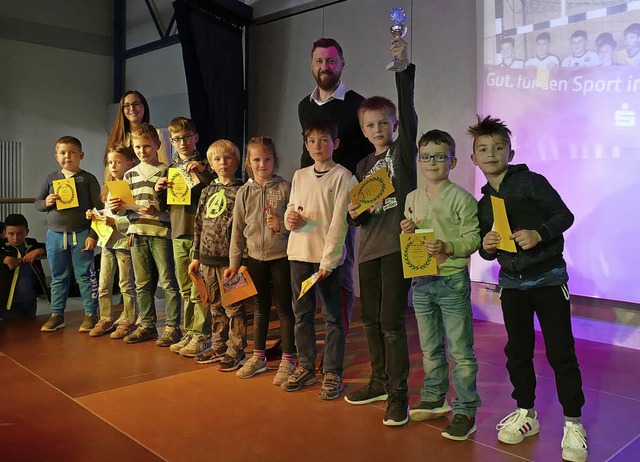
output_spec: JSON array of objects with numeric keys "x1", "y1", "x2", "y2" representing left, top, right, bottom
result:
[{"x1": 0, "y1": 0, "x2": 113, "y2": 241}]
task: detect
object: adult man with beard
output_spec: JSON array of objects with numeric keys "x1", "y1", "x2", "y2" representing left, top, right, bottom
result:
[{"x1": 297, "y1": 37, "x2": 373, "y2": 336}]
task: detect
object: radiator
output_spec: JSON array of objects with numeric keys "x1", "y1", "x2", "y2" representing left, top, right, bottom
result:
[{"x1": 0, "y1": 140, "x2": 23, "y2": 219}]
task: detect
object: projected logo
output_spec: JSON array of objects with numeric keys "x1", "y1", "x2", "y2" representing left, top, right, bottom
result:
[{"x1": 615, "y1": 102, "x2": 635, "y2": 127}]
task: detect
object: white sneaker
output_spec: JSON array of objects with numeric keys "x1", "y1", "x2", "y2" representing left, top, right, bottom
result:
[
  {"x1": 496, "y1": 408, "x2": 540, "y2": 444},
  {"x1": 170, "y1": 332, "x2": 193, "y2": 353},
  {"x1": 236, "y1": 355, "x2": 267, "y2": 378},
  {"x1": 273, "y1": 359, "x2": 296, "y2": 386},
  {"x1": 561, "y1": 421, "x2": 588, "y2": 462}
]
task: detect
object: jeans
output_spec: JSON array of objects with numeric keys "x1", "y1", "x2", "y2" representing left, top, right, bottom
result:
[
  {"x1": 338, "y1": 226, "x2": 356, "y2": 333},
  {"x1": 290, "y1": 260, "x2": 344, "y2": 375},
  {"x1": 98, "y1": 247, "x2": 136, "y2": 322},
  {"x1": 46, "y1": 229, "x2": 98, "y2": 315},
  {"x1": 412, "y1": 269, "x2": 481, "y2": 416},
  {"x1": 501, "y1": 284, "x2": 585, "y2": 417},
  {"x1": 359, "y1": 251, "x2": 410, "y2": 397},
  {"x1": 247, "y1": 256, "x2": 294, "y2": 354},
  {"x1": 172, "y1": 237, "x2": 196, "y2": 332},
  {"x1": 130, "y1": 235, "x2": 181, "y2": 328},
  {"x1": 201, "y1": 264, "x2": 246, "y2": 356}
]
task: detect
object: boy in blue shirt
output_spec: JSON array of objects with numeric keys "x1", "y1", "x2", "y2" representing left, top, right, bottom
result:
[
  {"x1": 35, "y1": 136, "x2": 102, "y2": 332},
  {"x1": 470, "y1": 115, "x2": 587, "y2": 462}
]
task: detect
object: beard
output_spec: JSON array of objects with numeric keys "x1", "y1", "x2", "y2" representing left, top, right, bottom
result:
[{"x1": 314, "y1": 69, "x2": 340, "y2": 91}]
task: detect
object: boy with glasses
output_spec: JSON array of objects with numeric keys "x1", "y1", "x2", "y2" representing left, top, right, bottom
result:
[
  {"x1": 155, "y1": 117, "x2": 212, "y2": 355},
  {"x1": 400, "y1": 130, "x2": 481, "y2": 440}
]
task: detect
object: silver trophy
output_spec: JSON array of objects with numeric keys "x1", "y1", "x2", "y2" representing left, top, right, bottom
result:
[{"x1": 386, "y1": 6, "x2": 408, "y2": 72}]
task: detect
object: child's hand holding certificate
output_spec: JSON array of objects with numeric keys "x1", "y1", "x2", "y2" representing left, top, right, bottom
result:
[
  {"x1": 167, "y1": 168, "x2": 191, "y2": 205},
  {"x1": 52, "y1": 178, "x2": 79, "y2": 210},
  {"x1": 348, "y1": 167, "x2": 395, "y2": 215},
  {"x1": 399, "y1": 229, "x2": 438, "y2": 278}
]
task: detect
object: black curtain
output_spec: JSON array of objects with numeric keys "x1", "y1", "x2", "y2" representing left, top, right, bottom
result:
[{"x1": 173, "y1": 0, "x2": 251, "y2": 157}]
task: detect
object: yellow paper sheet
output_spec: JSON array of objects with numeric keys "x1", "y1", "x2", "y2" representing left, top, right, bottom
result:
[
  {"x1": 490, "y1": 196, "x2": 517, "y2": 253},
  {"x1": 399, "y1": 230, "x2": 438, "y2": 278},
  {"x1": 91, "y1": 218, "x2": 114, "y2": 245},
  {"x1": 297, "y1": 272, "x2": 320, "y2": 300},
  {"x1": 349, "y1": 167, "x2": 395, "y2": 215},
  {"x1": 106, "y1": 180, "x2": 135, "y2": 205},
  {"x1": 167, "y1": 168, "x2": 191, "y2": 205},
  {"x1": 221, "y1": 271, "x2": 257, "y2": 306},
  {"x1": 535, "y1": 66, "x2": 550, "y2": 88},
  {"x1": 53, "y1": 178, "x2": 79, "y2": 210}
]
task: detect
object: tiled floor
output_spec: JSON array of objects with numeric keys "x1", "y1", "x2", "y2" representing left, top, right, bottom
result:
[{"x1": 1, "y1": 299, "x2": 640, "y2": 462}]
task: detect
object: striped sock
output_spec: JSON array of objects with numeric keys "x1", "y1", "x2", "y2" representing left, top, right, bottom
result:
[
  {"x1": 254, "y1": 350, "x2": 266, "y2": 362},
  {"x1": 282, "y1": 353, "x2": 295, "y2": 364}
]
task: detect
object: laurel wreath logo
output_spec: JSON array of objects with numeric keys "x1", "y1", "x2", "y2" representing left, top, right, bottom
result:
[
  {"x1": 359, "y1": 176, "x2": 386, "y2": 205},
  {"x1": 56, "y1": 183, "x2": 76, "y2": 205},
  {"x1": 402, "y1": 236, "x2": 433, "y2": 271},
  {"x1": 169, "y1": 171, "x2": 189, "y2": 199}
]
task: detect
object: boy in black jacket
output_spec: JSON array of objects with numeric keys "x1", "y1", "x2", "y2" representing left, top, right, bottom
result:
[
  {"x1": 1, "y1": 214, "x2": 49, "y2": 319},
  {"x1": 469, "y1": 115, "x2": 587, "y2": 462}
]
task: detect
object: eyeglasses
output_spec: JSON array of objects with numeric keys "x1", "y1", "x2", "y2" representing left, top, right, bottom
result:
[
  {"x1": 418, "y1": 154, "x2": 454, "y2": 163},
  {"x1": 170, "y1": 134, "x2": 195, "y2": 144},
  {"x1": 123, "y1": 102, "x2": 143, "y2": 111}
]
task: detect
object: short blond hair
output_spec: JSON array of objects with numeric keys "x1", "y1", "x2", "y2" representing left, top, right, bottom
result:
[
  {"x1": 131, "y1": 123, "x2": 160, "y2": 143},
  {"x1": 206, "y1": 139, "x2": 240, "y2": 165}
]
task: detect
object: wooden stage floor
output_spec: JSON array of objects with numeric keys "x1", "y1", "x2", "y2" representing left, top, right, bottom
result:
[{"x1": 1, "y1": 303, "x2": 640, "y2": 462}]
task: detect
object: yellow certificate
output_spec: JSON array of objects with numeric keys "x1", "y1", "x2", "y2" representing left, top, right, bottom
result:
[
  {"x1": 298, "y1": 272, "x2": 320, "y2": 300},
  {"x1": 167, "y1": 168, "x2": 191, "y2": 205},
  {"x1": 91, "y1": 218, "x2": 114, "y2": 244},
  {"x1": 349, "y1": 167, "x2": 395, "y2": 215},
  {"x1": 490, "y1": 196, "x2": 517, "y2": 253},
  {"x1": 106, "y1": 180, "x2": 135, "y2": 205},
  {"x1": 399, "y1": 230, "x2": 438, "y2": 278},
  {"x1": 52, "y1": 178, "x2": 79, "y2": 210}
]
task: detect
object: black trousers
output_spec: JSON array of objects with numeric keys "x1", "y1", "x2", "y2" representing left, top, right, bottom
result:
[
  {"x1": 501, "y1": 284, "x2": 585, "y2": 417},
  {"x1": 359, "y1": 252, "x2": 411, "y2": 397}
]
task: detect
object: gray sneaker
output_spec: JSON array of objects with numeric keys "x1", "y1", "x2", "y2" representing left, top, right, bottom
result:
[
  {"x1": 170, "y1": 332, "x2": 193, "y2": 353},
  {"x1": 78, "y1": 313, "x2": 98, "y2": 332},
  {"x1": 179, "y1": 335, "x2": 212, "y2": 358},
  {"x1": 409, "y1": 399, "x2": 452, "y2": 421},
  {"x1": 219, "y1": 351, "x2": 247, "y2": 372},
  {"x1": 273, "y1": 359, "x2": 296, "y2": 386},
  {"x1": 319, "y1": 372, "x2": 344, "y2": 400},
  {"x1": 236, "y1": 355, "x2": 267, "y2": 378},
  {"x1": 156, "y1": 326, "x2": 182, "y2": 347},
  {"x1": 281, "y1": 366, "x2": 316, "y2": 392},
  {"x1": 41, "y1": 314, "x2": 65, "y2": 332},
  {"x1": 111, "y1": 321, "x2": 134, "y2": 339},
  {"x1": 123, "y1": 325, "x2": 158, "y2": 344},
  {"x1": 195, "y1": 346, "x2": 227, "y2": 364},
  {"x1": 89, "y1": 319, "x2": 114, "y2": 337}
]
